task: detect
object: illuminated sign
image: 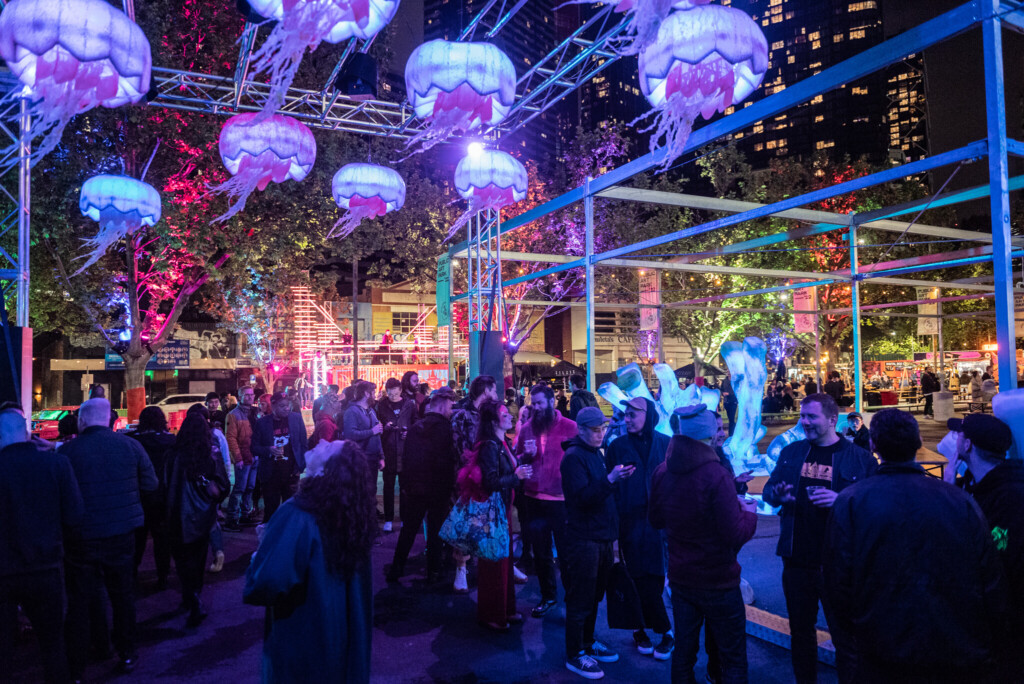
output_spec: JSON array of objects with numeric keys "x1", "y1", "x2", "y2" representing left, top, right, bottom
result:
[{"x1": 982, "y1": 343, "x2": 998, "y2": 352}]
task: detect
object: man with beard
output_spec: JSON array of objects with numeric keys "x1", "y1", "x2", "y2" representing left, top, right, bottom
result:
[
  {"x1": 606, "y1": 396, "x2": 674, "y2": 661},
  {"x1": 514, "y1": 384, "x2": 578, "y2": 618}
]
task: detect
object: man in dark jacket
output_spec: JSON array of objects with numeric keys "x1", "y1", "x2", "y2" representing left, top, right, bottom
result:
[
  {"x1": 650, "y1": 405, "x2": 758, "y2": 684},
  {"x1": 823, "y1": 409, "x2": 1007, "y2": 683},
  {"x1": 560, "y1": 407, "x2": 635, "y2": 680},
  {"x1": 943, "y1": 413, "x2": 1023, "y2": 674},
  {"x1": 252, "y1": 392, "x2": 309, "y2": 523},
  {"x1": 387, "y1": 388, "x2": 459, "y2": 583},
  {"x1": 605, "y1": 396, "x2": 674, "y2": 660},
  {"x1": 59, "y1": 398, "x2": 158, "y2": 678},
  {"x1": 568, "y1": 374, "x2": 598, "y2": 422},
  {"x1": 919, "y1": 366, "x2": 939, "y2": 418},
  {"x1": 0, "y1": 405, "x2": 84, "y2": 684},
  {"x1": 763, "y1": 393, "x2": 876, "y2": 684},
  {"x1": 377, "y1": 378, "x2": 415, "y2": 533}
]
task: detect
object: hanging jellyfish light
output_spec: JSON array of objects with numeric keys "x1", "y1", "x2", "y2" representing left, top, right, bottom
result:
[
  {"x1": 404, "y1": 40, "x2": 516, "y2": 152},
  {"x1": 448, "y1": 149, "x2": 527, "y2": 239},
  {"x1": 636, "y1": 2, "x2": 767, "y2": 168},
  {"x1": 0, "y1": 0, "x2": 152, "y2": 165},
  {"x1": 330, "y1": 163, "x2": 406, "y2": 238},
  {"x1": 208, "y1": 113, "x2": 317, "y2": 222},
  {"x1": 247, "y1": 0, "x2": 400, "y2": 118},
  {"x1": 76, "y1": 174, "x2": 161, "y2": 274}
]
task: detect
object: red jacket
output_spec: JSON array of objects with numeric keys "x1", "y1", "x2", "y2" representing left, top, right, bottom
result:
[
  {"x1": 515, "y1": 414, "x2": 577, "y2": 500},
  {"x1": 649, "y1": 436, "x2": 757, "y2": 591}
]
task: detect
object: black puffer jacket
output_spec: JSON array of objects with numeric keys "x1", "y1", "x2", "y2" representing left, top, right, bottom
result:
[
  {"x1": 822, "y1": 462, "x2": 1008, "y2": 669},
  {"x1": 401, "y1": 412, "x2": 459, "y2": 497},
  {"x1": 560, "y1": 436, "x2": 617, "y2": 542}
]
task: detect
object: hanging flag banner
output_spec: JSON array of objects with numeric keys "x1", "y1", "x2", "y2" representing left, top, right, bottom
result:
[
  {"x1": 793, "y1": 287, "x2": 816, "y2": 333},
  {"x1": 436, "y1": 253, "x2": 451, "y2": 327},
  {"x1": 1015, "y1": 290, "x2": 1024, "y2": 338},
  {"x1": 639, "y1": 270, "x2": 660, "y2": 331},
  {"x1": 917, "y1": 286, "x2": 939, "y2": 336}
]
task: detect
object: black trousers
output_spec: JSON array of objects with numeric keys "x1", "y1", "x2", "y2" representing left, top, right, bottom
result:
[
  {"x1": 262, "y1": 459, "x2": 298, "y2": 523},
  {"x1": 521, "y1": 497, "x2": 568, "y2": 602},
  {"x1": 170, "y1": 538, "x2": 208, "y2": 611},
  {"x1": 634, "y1": 574, "x2": 672, "y2": 634},
  {"x1": 134, "y1": 499, "x2": 171, "y2": 581},
  {"x1": 391, "y1": 490, "x2": 450, "y2": 577},
  {"x1": 782, "y1": 561, "x2": 854, "y2": 684},
  {"x1": 382, "y1": 449, "x2": 400, "y2": 523},
  {"x1": 924, "y1": 393, "x2": 934, "y2": 416},
  {"x1": 65, "y1": 533, "x2": 137, "y2": 678},
  {"x1": 725, "y1": 403, "x2": 738, "y2": 436},
  {"x1": 564, "y1": 538, "x2": 613, "y2": 659},
  {"x1": 0, "y1": 568, "x2": 69, "y2": 684}
]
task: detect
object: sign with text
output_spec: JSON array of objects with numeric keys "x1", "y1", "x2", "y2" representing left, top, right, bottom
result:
[
  {"x1": 916, "y1": 286, "x2": 939, "y2": 336},
  {"x1": 1016, "y1": 291, "x2": 1024, "y2": 338},
  {"x1": 436, "y1": 254, "x2": 451, "y2": 328},
  {"x1": 793, "y1": 287, "x2": 816, "y2": 333},
  {"x1": 638, "y1": 270, "x2": 660, "y2": 331},
  {"x1": 105, "y1": 339, "x2": 191, "y2": 370}
]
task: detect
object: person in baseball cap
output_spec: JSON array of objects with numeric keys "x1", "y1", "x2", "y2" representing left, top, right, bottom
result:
[
  {"x1": 669, "y1": 404, "x2": 717, "y2": 442},
  {"x1": 575, "y1": 406, "x2": 609, "y2": 430},
  {"x1": 946, "y1": 413, "x2": 1013, "y2": 459}
]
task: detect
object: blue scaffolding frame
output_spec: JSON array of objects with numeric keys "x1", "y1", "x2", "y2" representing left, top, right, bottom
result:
[{"x1": 449, "y1": 0, "x2": 1024, "y2": 406}]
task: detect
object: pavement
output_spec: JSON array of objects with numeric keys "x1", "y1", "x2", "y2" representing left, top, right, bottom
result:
[{"x1": 13, "y1": 408, "x2": 964, "y2": 683}]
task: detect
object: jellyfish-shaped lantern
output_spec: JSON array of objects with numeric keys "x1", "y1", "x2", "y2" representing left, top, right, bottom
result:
[
  {"x1": 637, "y1": 3, "x2": 767, "y2": 168},
  {"x1": 404, "y1": 40, "x2": 516, "y2": 152},
  {"x1": 448, "y1": 149, "x2": 527, "y2": 239},
  {"x1": 0, "y1": 0, "x2": 152, "y2": 165},
  {"x1": 208, "y1": 113, "x2": 317, "y2": 223},
  {"x1": 606, "y1": 0, "x2": 714, "y2": 56},
  {"x1": 330, "y1": 163, "x2": 406, "y2": 238},
  {"x1": 75, "y1": 174, "x2": 161, "y2": 274},
  {"x1": 247, "y1": 0, "x2": 400, "y2": 118}
]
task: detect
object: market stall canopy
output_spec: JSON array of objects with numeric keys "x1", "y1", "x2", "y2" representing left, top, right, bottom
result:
[
  {"x1": 675, "y1": 362, "x2": 727, "y2": 379},
  {"x1": 512, "y1": 351, "x2": 564, "y2": 366}
]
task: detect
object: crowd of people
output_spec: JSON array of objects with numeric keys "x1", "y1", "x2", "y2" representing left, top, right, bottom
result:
[{"x1": 1, "y1": 371, "x2": 1023, "y2": 684}]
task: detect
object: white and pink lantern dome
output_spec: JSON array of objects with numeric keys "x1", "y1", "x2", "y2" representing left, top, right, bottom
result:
[
  {"x1": 76, "y1": 174, "x2": 161, "y2": 274},
  {"x1": 637, "y1": 2, "x2": 767, "y2": 167},
  {"x1": 330, "y1": 163, "x2": 406, "y2": 238},
  {"x1": 404, "y1": 40, "x2": 516, "y2": 152},
  {"x1": 248, "y1": 0, "x2": 400, "y2": 118},
  {"x1": 0, "y1": 0, "x2": 152, "y2": 165},
  {"x1": 209, "y1": 113, "x2": 317, "y2": 223},
  {"x1": 448, "y1": 149, "x2": 527, "y2": 239}
]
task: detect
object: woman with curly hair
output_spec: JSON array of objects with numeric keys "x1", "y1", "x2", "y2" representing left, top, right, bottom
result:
[
  {"x1": 165, "y1": 409, "x2": 229, "y2": 627},
  {"x1": 244, "y1": 439, "x2": 377, "y2": 683}
]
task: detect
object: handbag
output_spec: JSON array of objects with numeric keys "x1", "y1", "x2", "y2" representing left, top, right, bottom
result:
[
  {"x1": 606, "y1": 561, "x2": 645, "y2": 630},
  {"x1": 439, "y1": 492, "x2": 510, "y2": 562}
]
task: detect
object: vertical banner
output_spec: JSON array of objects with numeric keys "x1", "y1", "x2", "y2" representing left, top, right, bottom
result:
[
  {"x1": 793, "y1": 287, "x2": 816, "y2": 333},
  {"x1": 916, "y1": 286, "x2": 939, "y2": 336},
  {"x1": 1015, "y1": 291, "x2": 1024, "y2": 338},
  {"x1": 436, "y1": 253, "x2": 451, "y2": 327},
  {"x1": 639, "y1": 270, "x2": 660, "y2": 331}
]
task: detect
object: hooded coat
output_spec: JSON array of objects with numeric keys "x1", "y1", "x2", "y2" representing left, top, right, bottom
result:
[{"x1": 605, "y1": 397, "x2": 671, "y2": 578}]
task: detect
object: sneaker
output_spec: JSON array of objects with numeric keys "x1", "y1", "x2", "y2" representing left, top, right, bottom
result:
[
  {"x1": 565, "y1": 652, "x2": 604, "y2": 680},
  {"x1": 513, "y1": 565, "x2": 528, "y2": 584},
  {"x1": 208, "y1": 550, "x2": 224, "y2": 573},
  {"x1": 453, "y1": 566, "x2": 469, "y2": 594},
  {"x1": 634, "y1": 629, "x2": 654, "y2": 655},
  {"x1": 383, "y1": 521, "x2": 393, "y2": 533},
  {"x1": 531, "y1": 599, "x2": 557, "y2": 618},
  {"x1": 585, "y1": 640, "x2": 619, "y2": 663},
  {"x1": 653, "y1": 633, "x2": 674, "y2": 661}
]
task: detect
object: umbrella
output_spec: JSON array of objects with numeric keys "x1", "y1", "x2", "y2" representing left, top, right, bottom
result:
[{"x1": 675, "y1": 363, "x2": 726, "y2": 380}]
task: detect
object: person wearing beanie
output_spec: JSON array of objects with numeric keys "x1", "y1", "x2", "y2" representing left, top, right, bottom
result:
[
  {"x1": 650, "y1": 404, "x2": 758, "y2": 684},
  {"x1": 605, "y1": 396, "x2": 674, "y2": 661}
]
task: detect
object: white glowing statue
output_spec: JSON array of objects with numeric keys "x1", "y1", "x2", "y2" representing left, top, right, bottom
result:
[
  {"x1": 720, "y1": 337, "x2": 768, "y2": 472},
  {"x1": 596, "y1": 361, "x2": 720, "y2": 440},
  {"x1": 993, "y1": 387, "x2": 1024, "y2": 461}
]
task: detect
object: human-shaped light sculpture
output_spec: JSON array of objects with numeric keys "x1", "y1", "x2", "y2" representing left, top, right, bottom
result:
[
  {"x1": 330, "y1": 163, "x2": 406, "y2": 238},
  {"x1": 993, "y1": 388, "x2": 1024, "y2": 461},
  {"x1": 448, "y1": 149, "x2": 526, "y2": 239},
  {"x1": 0, "y1": 0, "x2": 152, "y2": 165},
  {"x1": 636, "y1": 1, "x2": 767, "y2": 168},
  {"x1": 76, "y1": 174, "x2": 161, "y2": 274},
  {"x1": 247, "y1": 0, "x2": 400, "y2": 118},
  {"x1": 209, "y1": 113, "x2": 316, "y2": 223},
  {"x1": 404, "y1": 40, "x2": 516, "y2": 152},
  {"x1": 720, "y1": 336, "x2": 768, "y2": 471}
]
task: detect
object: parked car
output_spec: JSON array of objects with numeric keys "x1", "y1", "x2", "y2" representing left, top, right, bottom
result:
[
  {"x1": 31, "y1": 405, "x2": 128, "y2": 440},
  {"x1": 152, "y1": 394, "x2": 207, "y2": 410}
]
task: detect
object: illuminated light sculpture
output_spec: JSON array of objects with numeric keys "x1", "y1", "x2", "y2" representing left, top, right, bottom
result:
[
  {"x1": 448, "y1": 149, "x2": 526, "y2": 238},
  {"x1": 76, "y1": 174, "x2": 161, "y2": 274},
  {"x1": 247, "y1": 0, "x2": 400, "y2": 118},
  {"x1": 209, "y1": 113, "x2": 316, "y2": 222},
  {"x1": 765, "y1": 327, "x2": 799, "y2": 365},
  {"x1": 0, "y1": 0, "x2": 152, "y2": 165},
  {"x1": 720, "y1": 336, "x2": 768, "y2": 472},
  {"x1": 330, "y1": 162, "x2": 406, "y2": 238},
  {"x1": 608, "y1": 0, "x2": 713, "y2": 56},
  {"x1": 993, "y1": 388, "x2": 1024, "y2": 461},
  {"x1": 636, "y1": 2, "x2": 767, "y2": 168},
  {"x1": 404, "y1": 40, "x2": 516, "y2": 152}
]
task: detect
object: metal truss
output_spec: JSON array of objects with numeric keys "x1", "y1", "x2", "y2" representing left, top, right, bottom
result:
[
  {"x1": 465, "y1": 211, "x2": 505, "y2": 336},
  {"x1": 0, "y1": 94, "x2": 28, "y2": 327}
]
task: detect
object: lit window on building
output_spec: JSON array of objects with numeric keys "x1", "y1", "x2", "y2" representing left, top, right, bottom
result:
[
  {"x1": 815, "y1": 140, "x2": 835, "y2": 150},
  {"x1": 850, "y1": 29, "x2": 866, "y2": 39},
  {"x1": 851, "y1": 86, "x2": 869, "y2": 95},
  {"x1": 848, "y1": 1, "x2": 877, "y2": 10},
  {"x1": 771, "y1": 40, "x2": 785, "y2": 50}
]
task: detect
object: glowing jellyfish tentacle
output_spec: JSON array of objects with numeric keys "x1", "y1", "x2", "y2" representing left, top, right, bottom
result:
[
  {"x1": 75, "y1": 174, "x2": 161, "y2": 274},
  {"x1": 653, "y1": 363, "x2": 685, "y2": 414},
  {"x1": 721, "y1": 337, "x2": 768, "y2": 472},
  {"x1": 0, "y1": 0, "x2": 152, "y2": 165},
  {"x1": 330, "y1": 163, "x2": 406, "y2": 238}
]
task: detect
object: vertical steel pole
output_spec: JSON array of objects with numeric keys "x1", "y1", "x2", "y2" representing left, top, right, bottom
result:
[
  {"x1": 850, "y1": 225, "x2": 863, "y2": 413},
  {"x1": 937, "y1": 299, "x2": 945, "y2": 390},
  {"x1": 352, "y1": 257, "x2": 358, "y2": 382},
  {"x1": 656, "y1": 269, "x2": 665, "y2": 364},
  {"x1": 814, "y1": 286, "x2": 823, "y2": 392},
  {"x1": 447, "y1": 254, "x2": 454, "y2": 385},
  {"x1": 16, "y1": 98, "x2": 30, "y2": 328},
  {"x1": 982, "y1": 3, "x2": 1018, "y2": 388},
  {"x1": 585, "y1": 177, "x2": 595, "y2": 392}
]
